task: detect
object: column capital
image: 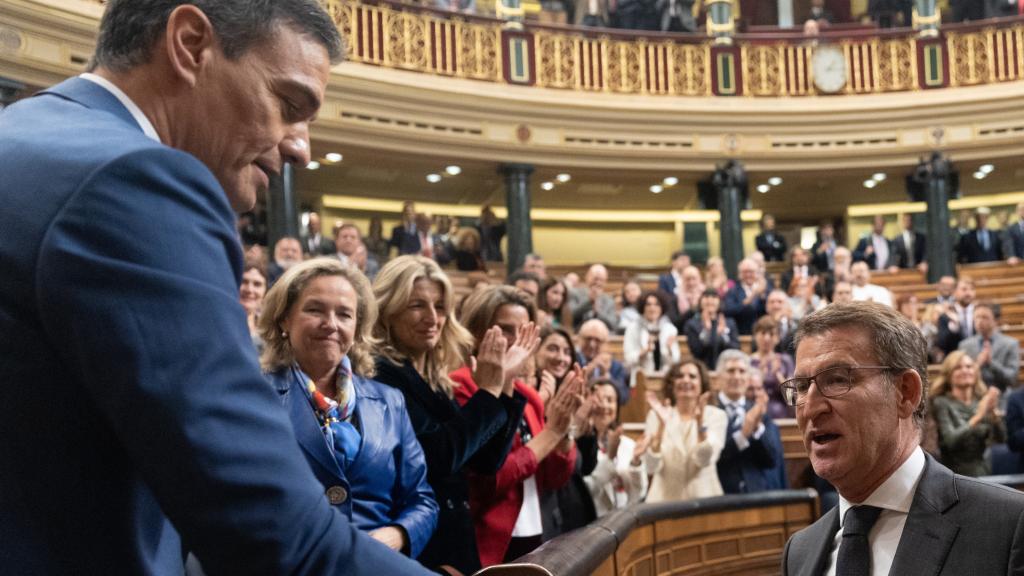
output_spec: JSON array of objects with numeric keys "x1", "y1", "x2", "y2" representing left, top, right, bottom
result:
[{"x1": 499, "y1": 163, "x2": 535, "y2": 177}]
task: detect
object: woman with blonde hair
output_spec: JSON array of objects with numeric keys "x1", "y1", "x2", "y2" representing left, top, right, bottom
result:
[
  {"x1": 259, "y1": 258, "x2": 437, "y2": 558},
  {"x1": 704, "y1": 257, "x2": 734, "y2": 298},
  {"x1": 929, "y1": 350, "x2": 1005, "y2": 477},
  {"x1": 371, "y1": 256, "x2": 532, "y2": 574}
]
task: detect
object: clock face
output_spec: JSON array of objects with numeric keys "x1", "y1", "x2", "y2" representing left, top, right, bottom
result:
[{"x1": 812, "y1": 46, "x2": 847, "y2": 93}]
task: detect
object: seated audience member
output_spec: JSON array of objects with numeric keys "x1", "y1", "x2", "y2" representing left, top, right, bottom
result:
[
  {"x1": 893, "y1": 213, "x2": 927, "y2": 270},
  {"x1": 240, "y1": 259, "x2": 268, "y2": 354},
  {"x1": 259, "y1": 259, "x2": 438, "y2": 559},
  {"x1": 1007, "y1": 386, "x2": 1024, "y2": 472},
  {"x1": 414, "y1": 212, "x2": 440, "y2": 261},
  {"x1": 523, "y1": 253, "x2": 547, "y2": 280},
  {"x1": 563, "y1": 271, "x2": 580, "y2": 290},
  {"x1": 1004, "y1": 201, "x2": 1024, "y2": 265},
  {"x1": 453, "y1": 227, "x2": 486, "y2": 272},
  {"x1": 958, "y1": 303, "x2": 1021, "y2": 391},
  {"x1": 673, "y1": 265, "x2": 706, "y2": 326},
  {"x1": 534, "y1": 326, "x2": 576, "y2": 404},
  {"x1": 831, "y1": 280, "x2": 854, "y2": 305},
  {"x1": 936, "y1": 277, "x2": 977, "y2": 355},
  {"x1": 750, "y1": 317, "x2": 795, "y2": 419},
  {"x1": 569, "y1": 264, "x2": 619, "y2": 330},
  {"x1": 780, "y1": 246, "x2": 815, "y2": 297},
  {"x1": 617, "y1": 279, "x2": 643, "y2": 334},
  {"x1": 685, "y1": 289, "x2": 740, "y2": 370},
  {"x1": 577, "y1": 319, "x2": 629, "y2": 404},
  {"x1": 351, "y1": 242, "x2": 380, "y2": 281},
  {"x1": 476, "y1": 206, "x2": 506, "y2": 263},
  {"x1": 958, "y1": 206, "x2": 1003, "y2": 264},
  {"x1": 788, "y1": 275, "x2": 826, "y2": 320},
  {"x1": 624, "y1": 291, "x2": 682, "y2": 383},
  {"x1": 896, "y1": 294, "x2": 942, "y2": 363},
  {"x1": 930, "y1": 351, "x2": 1006, "y2": 477},
  {"x1": 538, "y1": 276, "x2": 573, "y2": 331},
  {"x1": 704, "y1": 256, "x2": 735, "y2": 297},
  {"x1": 507, "y1": 270, "x2": 541, "y2": 305},
  {"x1": 643, "y1": 360, "x2": 727, "y2": 502},
  {"x1": 849, "y1": 261, "x2": 893, "y2": 307},
  {"x1": 303, "y1": 212, "x2": 334, "y2": 256},
  {"x1": 755, "y1": 213, "x2": 787, "y2": 262},
  {"x1": 724, "y1": 258, "x2": 769, "y2": 335},
  {"x1": 711, "y1": 351, "x2": 782, "y2": 494},
  {"x1": 334, "y1": 223, "x2": 361, "y2": 266},
  {"x1": 365, "y1": 216, "x2": 390, "y2": 265},
  {"x1": 854, "y1": 215, "x2": 896, "y2": 272},
  {"x1": 831, "y1": 245, "x2": 853, "y2": 284},
  {"x1": 783, "y1": 303, "x2": 1024, "y2": 575},
  {"x1": 390, "y1": 201, "x2": 421, "y2": 257},
  {"x1": 927, "y1": 275, "x2": 957, "y2": 306},
  {"x1": 452, "y1": 286, "x2": 582, "y2": 565},
  {"x1": 810, "y1": 221, "x2": 839, "y2": 273},
  {"x1": 585, "y1": 380, "x2": 649, "y2": 515},
  {"x1": 746, "y1": 369, "x2": 788, "y2": 489},
  {"x1": 267, "y1": 236, "x2": 303, "y2": 286},
  {"x1": 371, "y1": 256, "x2": 532, "y2": 574},
  {"x1": 765, "y1": 289, "x2": 797, "y2": 353}
]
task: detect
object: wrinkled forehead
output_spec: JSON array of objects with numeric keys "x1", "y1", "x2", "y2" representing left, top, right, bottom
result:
[{"x1": 794, "y1": 327, "x2": 875, "y2": 375}]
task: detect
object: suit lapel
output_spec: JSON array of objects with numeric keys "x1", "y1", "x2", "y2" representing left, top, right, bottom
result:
[
  {"x1": 889, "y1": 456, "x2": 960, "y2": 576},
  {"x1": 286, "y1": 378, "x2": 345, "y2": 481},
  {"x1": 796, "y1": 508, "x2": 839, "y2": 576}
]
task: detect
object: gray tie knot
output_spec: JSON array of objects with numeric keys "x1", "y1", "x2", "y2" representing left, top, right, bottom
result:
[{"x1": 843, "y1": 505, "x2": 883, "y2": 537}]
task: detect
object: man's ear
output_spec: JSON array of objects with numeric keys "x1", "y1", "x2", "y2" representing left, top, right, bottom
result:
[
  {"x1": 895, "y1": 369, "x2": 923, "y2": 420},
  {"x1": 163, "y1": 5, "x2": 216, "y2": 88}
]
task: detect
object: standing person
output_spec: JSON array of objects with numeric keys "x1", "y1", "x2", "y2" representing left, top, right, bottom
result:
[
  {"x1": 452, "y1": 286, "x2": 583, "y2": 566},
  {"x1": 1004, "y1": 201, "x2": 1024, "y2": 265},
  {"x1": 365, "y1": 216, "x2": 390, "y2": 265},
  {"x1": 684, "y1": 289, "x2": 740, "y2": 370},
  {"x1": 756, "y1": 214, "x2": 788, "y2": 262},
  {"x1": 957, "y1": 303, "x2": 1021, "y2": 391},
  {"x1": 371, "y1": 256, "x2": 534, "y2": 575},
  {"x1": 892, "y1": 213, "x2": 927, "y2": 271},
  {"x1": 0, "y1": 0, "x2": 435, "y2": 573},
  {"x1": 585, "y1": 380, "x2": 649, "y2": 515},
  {"x1": 303, "y1": 212, "x2": 335, "y2": 256},
  {"x1": 477, "y1": 205, "x2": 507, "y2": 263},
  {"x1": 623, "y1": 291, "x2": 682, "y2": 383},
  {"x1": 853, "y1": 215, "x2": 895, "y2": 271},
  {"x1": 811, "y1": 221, "x2": 839, "y2": 273},
  {"x1": 643, "y1": 360, "x2": 728, "y2": 502},
  {"x1": 259, "y1": 260, "x2": 438, "y2": 558},
  {"x1": 929, "y1": 351, "x2": 1005, "y2": 477},
  {"x1": 957, "y1": 206, "x2": 1003, "y2": 264},
  {"x1": 390, "y1": 200, "x2": 421, "y2": 256},
  {"x1": 781, "y1": 303, "x2": 1024, "y2": 576}
]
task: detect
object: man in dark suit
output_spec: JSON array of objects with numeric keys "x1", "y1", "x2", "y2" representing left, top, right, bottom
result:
[
  {"x1": 1003, "y1": 201, "x2": 1024, "y2": 265},
  {"x1": 936, "y1": 277, "x2": 977, "y2": 354},
  {"x1": 958, "y1": 206, "x2": 1004, "y2": 263},
  {"x1": 811, "y1": 221, "x2": 839, "y2": 273},
  {"x1": 957, "y1": 303, "x2": 1021, "y2": 391},
  {"x1": 755, "y1": 213, "x2": 788, "y2": 262},
  {"x1": 303, "y1": 212, "x2": 335, "y2": 256},
  {"x1": 657, "y1": 250, "x2": 691, "y2": 295},
  {"x1": 389, "y1": 200, "x2": 421, "y2": 256},
  {"x1": 713, "y1": 350, "x2": 780, "y2": 494},
  {"x1": 892, "y1": 213, "x2": 927, "y2": 270},
  {"x1": 782, "y1": 302, "x2": 1024, "y2": 576},
  {"x1": 0, "y1": 2, "x2": 432, "y2": 575},
  {"x1": 853, "y1": 214, "x2": 895, "y2": 271},
  {"x1": 926, "y1": 274, "x2": 957, "y2": 306}
]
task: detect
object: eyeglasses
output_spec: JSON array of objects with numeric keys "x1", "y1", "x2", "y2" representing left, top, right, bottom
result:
[{"x1": 780, "y1": 365, "x2": 893, "y2": 407}]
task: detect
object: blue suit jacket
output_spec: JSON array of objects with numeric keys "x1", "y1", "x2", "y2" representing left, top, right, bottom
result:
[
  {"x1": 576, "y1": 352, "x2": 630, "y2": 404},
  {"x1": 0, "y1": 77, "x2": 433, "y2": 575},
  {"x1": 267, "y1": 368, "x2": 438, "y2": 559}
]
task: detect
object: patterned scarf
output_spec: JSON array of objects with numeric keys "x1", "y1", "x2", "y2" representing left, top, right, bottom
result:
[{"x1": 294, "y1": 357, "x2": 361, "y2": 469}]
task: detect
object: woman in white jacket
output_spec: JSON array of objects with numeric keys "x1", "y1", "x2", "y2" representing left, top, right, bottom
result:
[
  {"x1": 644, "y1": 360, "x2": 727, "y2": 502},
  {"x1": 623, "y1": 291, "x2": 681, "y2": 387},
  {"x1": 584, "y1": 380, "x2": 648, "y2": 515}
]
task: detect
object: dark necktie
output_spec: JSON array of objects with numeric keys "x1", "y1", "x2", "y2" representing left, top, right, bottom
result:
[{"x1": 837, "y1": 505, "x2": 883, "y2": 576}]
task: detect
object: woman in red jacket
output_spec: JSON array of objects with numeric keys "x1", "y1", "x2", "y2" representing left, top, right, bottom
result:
[{"x1": 452, "y1": 285, "x2": 584, "y2": 566}]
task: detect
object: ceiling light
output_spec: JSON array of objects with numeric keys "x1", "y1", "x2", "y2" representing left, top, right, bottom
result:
[
  {"x1": 541, "y1": 182, "x2": 555, "y2": 191},
  {"x1": 325, "y1": 152, "x2": 343, "y2": 163},
  {"x1": 445, "y1": 165, "x2": 462, "y2": 176},
  {"x1": 863, "y1": 179, "x2": 877, "y2": 188},
  {"x1": 556, "y1": 173, "x2": 571, "y2": 183},
  {"x1": 757, "y1": 184, "x2": 770, "y2": 193},
  {"x1": 768, "y1": 177, "x2": 783, "y2": 186},
  {"x1": 973, "y1": 171, "x2": 987, "y2": 180},
  {"x1": 306, "y1": 161, "x2": 320, "y2": 170},
  {"x1": 663, "y1": 176, "x2": 679, "y2": 186},
  {"x1": 426, "y1": 173, "x2": 442, "y2": 183},
  {"x1": 872, "y1": 172, "x2": 886, "y2": 181},
  {"x1": 979, "y1": 164, "x2": 994, "y2": 174},
  {"x1": 650, "y1": 185, "x2": 663, "y2": 194}
]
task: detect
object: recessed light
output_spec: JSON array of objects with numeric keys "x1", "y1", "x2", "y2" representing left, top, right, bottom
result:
[
  {"x1": 306, "y1": 161, "x2": 320, "y2": 170},
  {"x1": 556, "y1": 173, "x2": 571, "y2": 183},
  {"x1": 872, "y1": 173, "x2": 886, "y2": 181},
  {"x1": 663, "y1": 176, "x2": 679, "y2": 186},
  {"x1": 445, "y1": 165, "x2": 462, "y2": 176},
  {"x1": 650, "y1": 185, "x2": 663, "y2": 194},
  {"x1": 768, "y1": 177, "x2": 783, "y2": 186},
  {"x1": 973, "y1": 171, "x2": 987, "y2": 180},
  {"x1": 426, "y1": 173, "x2": 442, "y2": 183},
  {"x1": 757, "y1": 184, "x2": 770, "y2": 193},
  {"x1": 863, "y1": 179, "x2": 877, "y2": 188},
  {"x1": 541, "y1": 182, "x2": 555, "y2": 191},
  {"x1": 979, "y1": 164, "x2": 994, "y2": 174},
  {"x1": 325, "y1": 152, "x2": 343, "y2": 163}
]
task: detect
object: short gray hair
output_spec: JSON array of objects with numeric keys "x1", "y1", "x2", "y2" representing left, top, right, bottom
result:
[{"x1": 715, "y1": 349, "x2": 750, "y2": 373}]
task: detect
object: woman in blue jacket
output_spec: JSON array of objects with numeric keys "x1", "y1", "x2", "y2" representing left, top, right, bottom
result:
[{"x1": 259, "y1": 258, "x2": 437, "y2": 558}]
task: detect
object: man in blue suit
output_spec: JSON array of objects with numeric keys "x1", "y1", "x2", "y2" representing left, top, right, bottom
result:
[{"x1": 0, "y1": 1, "x2": 433, "y2": 575}]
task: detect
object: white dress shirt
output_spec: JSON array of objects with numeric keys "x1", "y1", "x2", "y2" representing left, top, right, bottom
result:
[
  {"x1": 871, "y1": 234, "x2": 890, "y2": 270},
  {"x1": 80, "y1": 73, "x2": 160, "y2": 142},
  {"x1": 824, "y1": 447, "x2": 926, "y2": 576},
  {"x1": 851, "y1": 283, "x2": 893, "y2": 307}
]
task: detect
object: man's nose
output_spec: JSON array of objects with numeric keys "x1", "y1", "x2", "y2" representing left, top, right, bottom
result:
[{"x1": 280, "y1": 124, "x2": 312, "y2": 167}]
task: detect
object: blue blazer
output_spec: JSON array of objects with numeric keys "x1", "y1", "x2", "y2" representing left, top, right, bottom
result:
[
  {"x1": 723, "y1": 284, "x2": 767, "y2": 335},
  {"x1": 267, "y1": 367, "x2": 439, "y2": 559},
  {"x1": 0, "y1": 77, "x2": 434, "y2": 575}
]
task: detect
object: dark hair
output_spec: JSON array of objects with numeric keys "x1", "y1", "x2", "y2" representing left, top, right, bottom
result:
[
  {"x1": 537, "y1": 326, "x2": 577, "y2": 385},
  {"x1": 92, "y1": 0, "x2": 344, "y2": 72},
  {"x1": 671, "y1": 250, "x2": 689, "y2": 261},
  {"x1": 538, "y1": 276, "x2": 573, "y2": 332},
  {"x1": 663, "y1": 360, "x2": 711, "y2": 406},
  {"x1": 752, "y1": 315, "x2": 778, "y2": 335},
  {"x1": 592, "y1": 378, "x2": 621, "y2": 421},
  {"x1": 458, "y1": 285, "x2": 537, "y2": 347},
  {"x1": 636, "y1": 290, "x2": 667, "y2": 316},
  {"x1": 507, "y1": 270, "x2": 541, "y2": 289},
  {"x1": 242, "y1": 257, "x2": 267, "y2": 280}
]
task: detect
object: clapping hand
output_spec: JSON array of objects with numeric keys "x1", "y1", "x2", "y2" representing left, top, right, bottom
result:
[
  {"x1": 538, "y1": 370, "x2": 557, "y2": 405},
  {"x1": 471, "y1": 326, "x2": 507, "y2": 398},
  {"x1": 546, "y1": 365, "x2": 585, "y2": 436},
  {"x1": 502, "y1": 321, "x2": 541, "y2": 394}
]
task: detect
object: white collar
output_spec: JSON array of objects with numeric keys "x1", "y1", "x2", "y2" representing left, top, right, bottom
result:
[
  {"x1": 838, "y1": 447, "x2": 925, "y2": 526},
  {"x1": 718, "y1": 392, "x2": 744, "y2": 409},
  {"x1": 80, "y1": 73, "x2": 161, "y2": 142}
]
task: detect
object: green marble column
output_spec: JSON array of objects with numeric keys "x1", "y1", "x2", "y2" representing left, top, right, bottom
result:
[
  {"x1": 267, "y1": 163, "x2": 301, "y2": 250},
  {"x1": 501, "y1": 163, "x2": 534, "y2": 274},
  {"x1": 920, "y1": 153, "x2": 955, "y2": 282},
  {"x1": 713, "y1": 160, "x2": 746, "y2": 278}
]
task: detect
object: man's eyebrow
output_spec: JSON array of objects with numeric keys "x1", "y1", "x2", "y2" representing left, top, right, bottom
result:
[{"x1": 278, "y1": 80, "x2": 322, "y2": 120}]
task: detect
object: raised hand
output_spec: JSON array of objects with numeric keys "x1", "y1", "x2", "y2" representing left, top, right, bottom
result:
[
  {"x1": 503, "y1": 322, "x2": 541, "y2": 387},
  {"x1": 538, "y1": 369, "x2": 557, "y2": 405},
  {"x1": 646, "y1": 390, "x2": 672, "y2": 425},
  {"x1": 695, "y1": 391, "x2": 711, "y2": 424},
  {"x1": 631, "y1": 434, "x2": 651, "y2": 466},
  {"x1": 471, "y1": 326, "x2": 507, "y2": 398},
  {"x1": 546, "y1": 366, "x2": 585, "y2": 436}
]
